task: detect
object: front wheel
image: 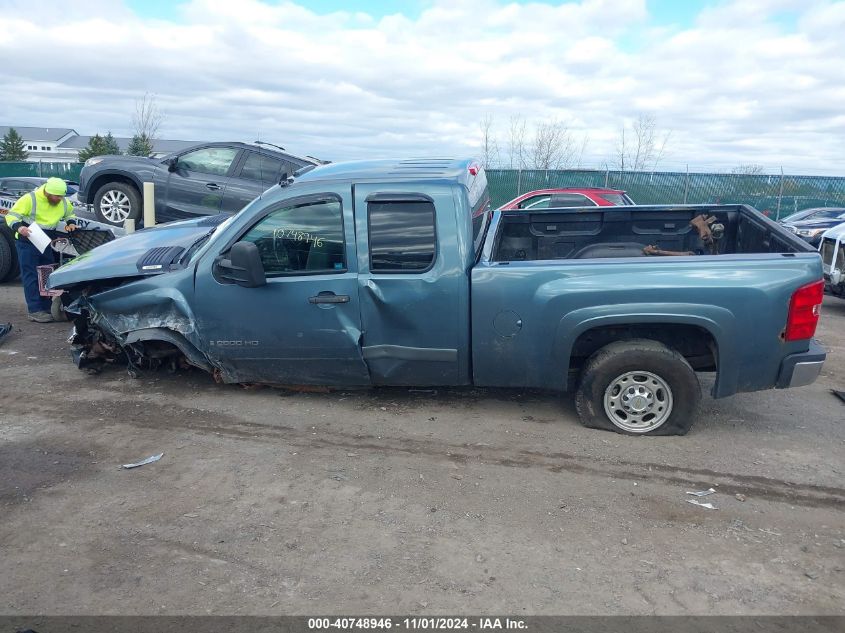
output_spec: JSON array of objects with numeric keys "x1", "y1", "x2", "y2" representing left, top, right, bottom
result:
[
  {"x1": 575, "y1": 339, "x2": 701, "y2": 436},
  {"x1": 94, "y1": 182, "x2": 141, "y2": 226}
]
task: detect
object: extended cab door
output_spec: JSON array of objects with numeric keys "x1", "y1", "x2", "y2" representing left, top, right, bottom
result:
[
  {"x1": 160, "y1": 146, "x2": 240, "y2": 222},
  {"x1": 353, "y1": 185, "x2": 470, "y2": 386},
  {"x1": 192, "y1": 190, "x2": 370, "y2": 385}
]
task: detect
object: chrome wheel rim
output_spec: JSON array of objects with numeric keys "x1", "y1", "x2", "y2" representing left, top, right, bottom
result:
[
  {"x1": 603, "y1": 370, "x2": 673, "y2": 433},
  {"x1": 100, "y1": 190, "x2": 131, "y2": 222}
]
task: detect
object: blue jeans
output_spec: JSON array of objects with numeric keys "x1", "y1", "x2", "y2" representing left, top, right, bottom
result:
[{"x1": 15, "y1": 238, "x2": 56, "y2": 313}]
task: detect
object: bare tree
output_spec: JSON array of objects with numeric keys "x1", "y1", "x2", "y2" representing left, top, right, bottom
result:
[
  {"x1": 576, "y1": 133, "x2": 590, "y2": 168},
  {"x1": 130, "y1": 93, "x2": 165, "y2": 149},
  {"x1": 506, "y1": 114, "x2": 528, "y2": 169},
  {"x1": 614, "y1": 113, "x2": 671, "y2": 171},
  {"x1": 529, "y1": 119, "x2": 576, "y2": 170},
  {"x1": 731, "y1": 164, "x2": 766, "y2": 175},
  {"x1": 479, "y1": 114, "x2": 500, "y2": 169}
]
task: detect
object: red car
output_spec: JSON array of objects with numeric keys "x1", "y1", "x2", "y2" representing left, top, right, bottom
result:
[{"x1": 500, "y1": 187, "x2": 635, "y2": 209}]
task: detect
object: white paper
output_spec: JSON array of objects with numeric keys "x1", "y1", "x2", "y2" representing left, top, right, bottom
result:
[
  {"x1": 686, "y1": 499, "x2": 717, "y2": 509},
  {"x1": 686, "y1": 488, "x2": 716, "y2": 497},
  {"x1": 26, "y1": 222, "x2": 52, "y2": 254},
  {"x1": 122, "y1": 453, "x2": 164, "y2": 469}
]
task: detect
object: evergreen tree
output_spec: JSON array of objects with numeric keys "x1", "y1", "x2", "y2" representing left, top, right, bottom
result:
[
  {"x1": 78, "y1": 134, "x2": 106, "y2": 162},
  {"x1": 127, "y1": 133, "x2": 154, "y2": 157},
  {"x1": 0, "y1": 127, "x2": 29, "y2": 161},
  {"x1": 103, "y1": 131, "x2": 121, "y2": 155},
  {"x1": 78, "y1": 132, "x2": 122, "y2": 162}
]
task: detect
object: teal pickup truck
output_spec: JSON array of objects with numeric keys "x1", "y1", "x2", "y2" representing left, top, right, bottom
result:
[{"x1": 49, "y1": 159, "x2": 826, "y2": 436}]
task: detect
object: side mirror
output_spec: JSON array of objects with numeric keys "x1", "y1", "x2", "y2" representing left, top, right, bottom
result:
[
  {"x1": 214, "y1": 241, "x2": 266, "y2": 288},
  {"x1": 166, "y1": 157, "x2": 179, "y2": 172}
]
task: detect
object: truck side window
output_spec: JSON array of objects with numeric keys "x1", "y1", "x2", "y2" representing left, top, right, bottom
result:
[
  {"x1": 368, "y1": 199, "x2": 436, "y2": 272},
  {"x1": 238, "y1": 197, "x2": 345, "y2": 275}
]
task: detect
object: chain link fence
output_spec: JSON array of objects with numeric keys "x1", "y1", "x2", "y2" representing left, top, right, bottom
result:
[
  {"x1": 2, "y1": 162, "x2": 845, "y2": 222},
  {"x1": 0, "y1": 161, "x2": 83, "y2": 180},
  {"x1": 487, "y1": 168, "x2": 845, "y2": 221}
]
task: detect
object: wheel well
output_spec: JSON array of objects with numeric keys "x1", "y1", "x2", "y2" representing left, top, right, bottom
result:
[
  {"x1": 569, "y1": 323, "x2": 718, "y2": 373},
  {"x1": 86, "y1": 174, "x2": 139, "y2": 204}
]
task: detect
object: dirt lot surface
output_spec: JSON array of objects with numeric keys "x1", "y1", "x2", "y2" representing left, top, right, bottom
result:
[{"x1": 1, "y1": 282, "x2": 844, "y2": 615}]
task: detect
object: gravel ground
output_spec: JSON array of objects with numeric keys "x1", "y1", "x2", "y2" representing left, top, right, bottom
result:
[{"x1": 0, "y1": 281, "x2": 843, "y2": 615}]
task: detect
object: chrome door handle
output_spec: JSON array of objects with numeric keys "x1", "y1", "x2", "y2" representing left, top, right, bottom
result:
[{"x1": 309, "y1": 292, "x2": 350, "y2": 304}]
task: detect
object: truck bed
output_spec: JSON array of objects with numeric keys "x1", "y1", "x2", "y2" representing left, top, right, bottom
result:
[{"x1": 491, "y1": 204, "x2": 813, "y2": 261}]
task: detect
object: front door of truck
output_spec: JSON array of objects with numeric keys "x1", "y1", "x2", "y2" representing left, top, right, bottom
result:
[
  {"x1": 353, "y1": 185, "x2": 470, "y2": 386},
  {"x1": 193, "y1": 191, "x2": 370, "y2": 385}
]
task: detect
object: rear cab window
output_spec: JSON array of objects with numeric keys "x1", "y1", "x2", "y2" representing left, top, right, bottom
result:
[{"x1": 367, "y1": 195, "x2": 436, "y2": 272}]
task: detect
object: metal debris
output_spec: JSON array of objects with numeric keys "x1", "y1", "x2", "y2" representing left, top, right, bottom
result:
[
  {"x1": 686, "y1": 499, "x2": 717, "y2": 510},
  {"x1": 832, "y1": 390, "x2": 845, "y2": 405},
  {"x1": 121, "y1": 453, "x2": 164, "y2": 469},
  {"x1": 686, "y1": 488, "x2": 716, "y2": 497}
]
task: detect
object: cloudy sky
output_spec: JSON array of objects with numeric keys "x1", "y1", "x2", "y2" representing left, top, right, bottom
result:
[{"x1": 2, "y1": 0, "x2": 844, "y2": 174}]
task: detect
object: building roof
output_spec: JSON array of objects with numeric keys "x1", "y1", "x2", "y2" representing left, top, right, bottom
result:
[
  {"x1": 0, "y1": 126, "x2": 77, "y2": 141},
  {"x1": 57, "y1": 135, "x2": 198, "y2": 154}
]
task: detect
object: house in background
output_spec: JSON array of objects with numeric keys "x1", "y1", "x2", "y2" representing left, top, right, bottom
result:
[{"x1": 0, "y1": 126, "x2": 196, "y2": 162}]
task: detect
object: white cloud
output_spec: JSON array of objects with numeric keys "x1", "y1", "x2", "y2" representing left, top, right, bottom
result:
[{"x1": 0, "y1": 0, "x2": 843, "y2": 173}]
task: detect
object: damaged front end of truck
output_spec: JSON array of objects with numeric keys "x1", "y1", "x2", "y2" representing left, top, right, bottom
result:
[{"x1": 49, "y1": 215, "x2": 230, "y2": 379}]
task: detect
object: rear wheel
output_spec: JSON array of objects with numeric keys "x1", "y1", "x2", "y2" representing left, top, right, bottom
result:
[
  {"x1": 94, "y1": 182, "x2": 141, "y2": 226},
  {"x1": 575, "y1": 339, "x2": 701, "y2": 436}
]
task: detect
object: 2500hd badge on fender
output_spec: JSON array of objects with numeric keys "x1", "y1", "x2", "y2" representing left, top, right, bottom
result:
[{"x1": 48, "y1": 159, "x2": 826, "y2": 435}]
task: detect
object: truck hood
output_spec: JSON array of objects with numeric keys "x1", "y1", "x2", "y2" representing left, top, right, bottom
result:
[{"x1": 48, "y1": 216, "x2": 224, "y2": 289}]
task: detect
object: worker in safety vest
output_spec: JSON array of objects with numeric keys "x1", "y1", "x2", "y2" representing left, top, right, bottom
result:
[{"x1": 5, "y1": 177, "x2": 78, "y2": 322}]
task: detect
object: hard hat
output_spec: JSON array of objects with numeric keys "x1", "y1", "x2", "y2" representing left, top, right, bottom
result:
[{"x1": 44, "y1": 177, "x2": 67, "y2": 196}]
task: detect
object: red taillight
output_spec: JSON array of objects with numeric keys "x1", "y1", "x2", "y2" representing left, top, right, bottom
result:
[{"x1": 784, "y1": 280, "x2": 824, "y2": 341}]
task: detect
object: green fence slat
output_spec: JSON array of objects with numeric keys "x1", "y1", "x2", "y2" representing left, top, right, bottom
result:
[
  {"x1": 0, "y1": 161, "x2": 83, "y2": 181},
  {"x1": 486, "y1": 168, "x2": 845, "y2": 221}
]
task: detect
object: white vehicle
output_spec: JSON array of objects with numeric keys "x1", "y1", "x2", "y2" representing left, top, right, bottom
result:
[{"x1": 820, "y1": 223, "x2": 845, "y2": 299}]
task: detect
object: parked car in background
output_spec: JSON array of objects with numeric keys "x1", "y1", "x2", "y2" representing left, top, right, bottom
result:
[
  {"x1": 0, "y1": 176, "x2": 79, "y2": 199},
  {"x1": 0, "y1": 177, "x2": 82, "y2": 283},
  {"x1": 779, "y1": 206, "x2": 845, "y2": 225},
  {"x1": 500, "y1": 187, "x2": 634, "y2": 210},
  {"x1": 77, "y1": 142, "x2": 322, "y2": 226},
  {"x1": 820, "y1": 223, "x2": 845, "y2": 299},
  {"x1": 781, "y1": 207, "x2": 845, "y2": 247}
]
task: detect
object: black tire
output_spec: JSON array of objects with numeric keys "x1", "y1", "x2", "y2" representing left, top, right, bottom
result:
[
  {"x1": 575, "y1": 339, "x2": 701, "y2": 436},
  {"x1": 93, "y1": 182, "x2": 141, "y2": 227},
  {"x1": 0, "y1": 227, "x2": 15, "y2": 283}
]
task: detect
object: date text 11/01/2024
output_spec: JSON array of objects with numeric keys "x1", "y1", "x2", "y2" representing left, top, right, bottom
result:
[{"x1": 307, "y1": 618, "x2": 527, "y2": 630}]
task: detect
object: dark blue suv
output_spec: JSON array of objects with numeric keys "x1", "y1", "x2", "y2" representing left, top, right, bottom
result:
[{"x1": 77, "y1": 141, "x2": 321, "y2": 226}]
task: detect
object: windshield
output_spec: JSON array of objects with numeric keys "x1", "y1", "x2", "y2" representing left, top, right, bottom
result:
[{"x1": 603, "y1": 193, "x2": 635, "y2": 205}]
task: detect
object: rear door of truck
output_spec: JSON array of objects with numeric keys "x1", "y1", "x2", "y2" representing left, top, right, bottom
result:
[{"x1": 353, "y1": 184, "x2": 470, "y2": 385}]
